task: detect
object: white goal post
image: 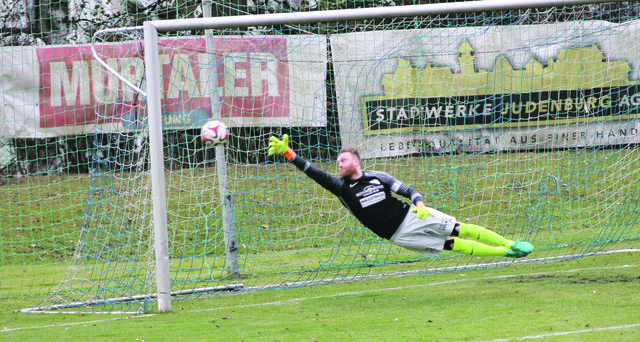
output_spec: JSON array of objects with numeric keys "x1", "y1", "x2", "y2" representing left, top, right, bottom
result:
[{"x1": 138, "y1": 0, "x2": 627, "y2": 313}]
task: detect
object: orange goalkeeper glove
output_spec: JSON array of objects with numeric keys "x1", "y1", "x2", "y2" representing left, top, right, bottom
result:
[
  {"x1": 411, "y1": 203, "x2": 433, "y2": 220},
  {"x1": 268, "y1": 134, "x2": 296, "y2": 159}
]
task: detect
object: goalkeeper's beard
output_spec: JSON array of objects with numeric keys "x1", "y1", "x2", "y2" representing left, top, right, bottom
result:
[{"x1": 339, "y1": 164, "x2": 359, "y2": 179}]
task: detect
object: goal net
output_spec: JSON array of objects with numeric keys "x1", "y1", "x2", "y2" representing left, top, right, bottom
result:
[{"x1": 26, "y1": 0, "x2": 640, "y2": 313}]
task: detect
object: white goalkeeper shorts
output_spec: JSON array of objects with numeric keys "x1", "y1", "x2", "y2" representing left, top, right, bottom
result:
[{"x1": 389, "y1": 205, "x2": 456, "y2": 256}]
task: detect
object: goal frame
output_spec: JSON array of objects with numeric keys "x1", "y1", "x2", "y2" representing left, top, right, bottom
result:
[{"x1": 141, "y1": 0, "x2": 626, "y2": 313}]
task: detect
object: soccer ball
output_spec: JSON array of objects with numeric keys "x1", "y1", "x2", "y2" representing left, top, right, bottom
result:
[{"x1": 201, "y1": 120, "x2": 229, "y2": 146}]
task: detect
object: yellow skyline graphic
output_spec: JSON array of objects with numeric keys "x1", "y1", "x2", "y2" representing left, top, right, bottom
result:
[{"x1": 379, "y1": 39, "x2": 636, "y2": 98}]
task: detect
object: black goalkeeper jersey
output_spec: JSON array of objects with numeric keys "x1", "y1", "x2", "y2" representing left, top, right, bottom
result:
[{"x1": 290, "y1": 155, "x2": 424, "y2": 240}]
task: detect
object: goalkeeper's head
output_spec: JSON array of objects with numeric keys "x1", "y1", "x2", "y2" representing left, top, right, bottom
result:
[{"x1": 337, "y1": 147, "x2": 362, "y2": 179}]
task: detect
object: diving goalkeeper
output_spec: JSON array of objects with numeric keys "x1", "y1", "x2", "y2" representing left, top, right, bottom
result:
[{"x1": 268, "y1": 135, "x2": 533, "y2": 258}]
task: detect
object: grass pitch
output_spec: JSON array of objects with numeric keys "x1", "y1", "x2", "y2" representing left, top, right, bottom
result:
[{"x1": 1, "y1": 250, "x2": 638, "y2": 341}]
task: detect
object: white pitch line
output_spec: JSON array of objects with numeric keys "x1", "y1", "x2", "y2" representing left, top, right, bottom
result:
[
  {"x1": 3, "y1": 261, "x2": 637, "y2": 334},
  {"x1": 189, "y1": 263, "x2": 639, "y2": 313},
  {"x1": 476, "y1": 323, "x2": 640, "y2": 342},
  {"x1": 1, "y1": 314, "x2": 155, "y2": 333}
]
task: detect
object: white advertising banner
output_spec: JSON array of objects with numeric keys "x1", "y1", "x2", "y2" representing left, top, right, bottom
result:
[
  {"x1": 330, "y1": 21, "x2": 640, "y2": 158},
  {"x1": 0, "y1": 35, "x2": 327, "y2": 138}
]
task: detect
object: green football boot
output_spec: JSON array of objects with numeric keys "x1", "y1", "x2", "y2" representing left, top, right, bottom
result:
[{"x1": 506, "y1": 241, "x2": 534, "y2": 258}]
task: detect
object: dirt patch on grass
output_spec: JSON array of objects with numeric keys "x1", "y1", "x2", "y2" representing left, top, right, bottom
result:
[{"x1": 519, "y1": 273, "x2": 640, "y2": 284}]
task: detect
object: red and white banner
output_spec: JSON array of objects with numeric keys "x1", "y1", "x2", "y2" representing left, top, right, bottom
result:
[{"x1": 0, "y1": 35, "x2": 326, "y2": 138}]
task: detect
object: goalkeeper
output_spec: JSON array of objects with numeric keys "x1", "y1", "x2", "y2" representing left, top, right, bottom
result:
[{"x1": 268, "y1": 135, "x2": 533, "y2": 258}]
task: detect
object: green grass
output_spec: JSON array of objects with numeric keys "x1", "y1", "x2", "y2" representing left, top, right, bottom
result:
[
  {"x1": 1, "y1": 149, "x2": 639, "y2": 314},
  {"x1": 1, "y1": 251, "x2": 638, "y2": 341}
]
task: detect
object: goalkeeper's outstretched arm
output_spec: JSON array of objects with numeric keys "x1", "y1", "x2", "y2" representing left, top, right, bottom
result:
[{"x1": 269, "y1": 135, "x2": 344, "y2": 195}]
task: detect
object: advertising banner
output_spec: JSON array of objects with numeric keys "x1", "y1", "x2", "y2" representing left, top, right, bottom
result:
[
  {"x1": 331, "y1": 21, "x2": 640, "y2": 158},
  {"x1": 0, "y1": 35, "x2": 327, "y2": 138}
]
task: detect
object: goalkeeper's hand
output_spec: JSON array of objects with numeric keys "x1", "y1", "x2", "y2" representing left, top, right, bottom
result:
[
  {"x1": 412, "y1": 203, "x2": 433, "y2": 220},
  {"x1": 268, "y1": 134, "x2": 296, "y2": 159}
]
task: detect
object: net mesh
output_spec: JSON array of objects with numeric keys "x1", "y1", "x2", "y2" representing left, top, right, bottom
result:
[{"x1": 1, "y1": 2, "x2": 639, "y2": 313}]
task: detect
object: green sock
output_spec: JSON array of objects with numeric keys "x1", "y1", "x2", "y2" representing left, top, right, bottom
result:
[
  {"x1": 451, "y1": 237, "x2": 508, "y2": 257},
  {"x1": 458, "y1": 223, "x2": 514, "y2": 248}
]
